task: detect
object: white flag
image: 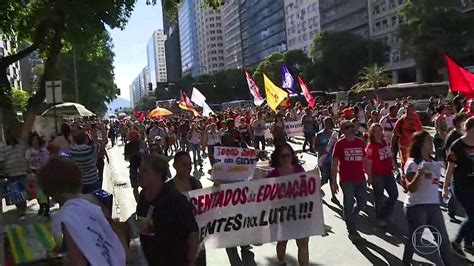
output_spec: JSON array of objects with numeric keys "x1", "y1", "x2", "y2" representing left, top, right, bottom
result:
[
  {"x1": 202, "y1": 102, "x2": 215, "y2": 117},
  {"x1": 191, "y1": 87, "x2": 207, "y2": 107}
]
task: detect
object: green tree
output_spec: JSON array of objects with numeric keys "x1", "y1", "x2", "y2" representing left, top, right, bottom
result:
[
  {"x1": 52, "y1": 31, "x2": 118, "y2": 116},
  {"x1": 136, "y1": 95, "x2": 157, "y2": 111},
  {"x1": 398, "y1": 0, "x2": 474, "y2": 82},
  {"x1": 351, "y1": 64, "x2": 392, "y2": 91},
  {"x1": 0, "y1": 0, "x2": 135, "y2": 137},
  {"x1": 152, "y1": 0, "x2": 224, "y2": 21},
  {"x1": 310, "y1": 31, "x2": 388, "y2": 91},
  {"x1": 10, "y1": 88, "x2": 31, "y2": 112}
]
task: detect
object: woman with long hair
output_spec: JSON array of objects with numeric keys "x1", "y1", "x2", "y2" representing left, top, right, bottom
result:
[
  {"x1": 266, "y1": 143, "x2": 309, "y2": 266},
  {"x1": 444, "y1": 117, "x2": 474, "y2": 256},
  {"x1": 365, "y1": 124, "x2": 398, "y2": 228},
  {"x1": 433, "y1": 105, "x2": 449, "y2": 161},
  {"x1": 402, "y1": 131, "x2": 452, "y2": 265}
]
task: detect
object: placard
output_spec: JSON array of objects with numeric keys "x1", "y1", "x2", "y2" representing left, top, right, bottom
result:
[{"x1": 212, "y1": 146, "x2": 258, "y2": 182}]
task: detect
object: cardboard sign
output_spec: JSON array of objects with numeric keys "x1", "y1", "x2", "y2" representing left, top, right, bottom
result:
[{"x1": 211, "y1": 146, "x2": 258, "y2": 182}]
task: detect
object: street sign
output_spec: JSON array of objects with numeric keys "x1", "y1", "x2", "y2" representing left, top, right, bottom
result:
[{"x1": 45, "y1": 80, "x2": 63, "y2": 104}]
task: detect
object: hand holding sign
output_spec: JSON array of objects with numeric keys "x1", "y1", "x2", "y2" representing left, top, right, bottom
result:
[{"x1": 211, "y1": 146, "x2": 259, "y2": 183}]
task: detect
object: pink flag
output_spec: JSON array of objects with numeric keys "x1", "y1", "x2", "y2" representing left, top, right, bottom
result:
[
  {"x1": 297, "y1": 75, "x2": 315, "y2": 108},
  {"x1": 244, "y1": 69, "x2": 265, "y2": 106}
]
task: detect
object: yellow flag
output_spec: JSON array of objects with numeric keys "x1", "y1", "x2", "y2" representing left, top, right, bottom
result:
[{"x1": 264, "y1": 74, "x2": 289, "y2": 111}]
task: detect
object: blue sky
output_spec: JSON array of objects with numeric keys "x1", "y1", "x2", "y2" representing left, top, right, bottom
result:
[{"x1": 109, "y1": 0, "x2": 163, "y2": 101}]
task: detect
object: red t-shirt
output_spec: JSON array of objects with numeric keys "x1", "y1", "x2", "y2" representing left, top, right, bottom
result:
[
  {"x1": 365, "y1": 142, "x2": 393, "y2": 176},
  {"x1": 332, "y1": 137, "x2": 366, "y2": 182}
]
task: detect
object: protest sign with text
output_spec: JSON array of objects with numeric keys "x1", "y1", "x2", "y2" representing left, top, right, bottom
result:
[
  {"x1": 211, "y1": 146, "x2": 258, "y2": 182},
  {"x1": 264, "y1": 120, "x2": 304, "y2": 140},
  {"x1": 188, "y1": 171, "x2": 324, "y2": 249}
]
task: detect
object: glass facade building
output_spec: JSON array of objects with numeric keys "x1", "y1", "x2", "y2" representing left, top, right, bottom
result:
[
  {"x1": 146, "y1": 36, "x2": 157, "y2": 89},
  {"x1": 240, "y1": 0, "x2": 287, "y2": 67},
  {"x1": 179, "y1": 0, "x2": 199, "y2": 76}
]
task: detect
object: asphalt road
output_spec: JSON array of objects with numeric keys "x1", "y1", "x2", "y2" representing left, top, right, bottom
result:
[{"x1": 103, "y1": 133, "x2": 473, "y2": 266}]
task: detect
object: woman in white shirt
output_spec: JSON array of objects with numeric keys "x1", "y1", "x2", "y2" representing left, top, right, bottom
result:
[{"x1": 402, "y1": 131, "x2": 452, "y2": 265}]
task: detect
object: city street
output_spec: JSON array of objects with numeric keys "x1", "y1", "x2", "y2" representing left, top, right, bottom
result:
[{"x1": 102, "y1": 135, "x2": 473, "y2": 266}]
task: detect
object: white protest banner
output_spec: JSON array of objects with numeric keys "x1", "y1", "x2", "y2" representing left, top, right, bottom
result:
[
  {"x1": 188, "y1": 171, "x2": 324, "y2": 249},
  {"x1": 284, "y1": 120, "x2": 304, "y2": 137},
  {"x1": 212, "y1": 146, "x2": 258, "y2": 182},
  {"x1": 264, "y1": 121, "x2": 304, "y2": 139}
]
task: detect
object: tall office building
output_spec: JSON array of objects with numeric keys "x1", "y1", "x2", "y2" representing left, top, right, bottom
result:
[
  {"x1": 222, "y1": 0, "x2": 244, "y2": 69},
  {"x1": 462, "y1": 0, "x2": 474, "y2": 11},
  {"x1": 319, "y1": 0, "x2": 369, "y2": 38},
  {"x1": 240, "y1": 0, "x2": 287, "y2": 67},
  {"x1": 368, "y1": 0, "x2": 419, "y2": 83},
  {"x1": 162, "y1": 9, "x2": 182, "y2": 82},
  {"x1": 146, "y1": 30, "x2": 167, "y2": 90},
  {"x1": 179, "y1": 0, "x2": 199, "y2": 76},
  {"x1": 1, "y1": 34, "x2": 22, "y2": 89},
  {"x1": 130, "y1": 66, "x2": 149, "y2": 106},
  {"x1": 284, "y1": 0, "x2": 321, "y2": 55},
  {"x1": 19, "y1": 50, "x2": 42, "y2": 90},
  {"x1": 196, "y1": 0, "x2": 226, "y2": 75}
]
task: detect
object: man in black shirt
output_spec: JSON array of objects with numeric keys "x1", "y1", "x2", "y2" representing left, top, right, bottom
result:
[{"x1": 136, "y1": 155, "x2": 199, "y2": 266}]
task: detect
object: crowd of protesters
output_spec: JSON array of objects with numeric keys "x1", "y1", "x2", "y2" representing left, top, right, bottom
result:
[{"x1": 0, "y1": 93, "x2": 474, "y2": 265}]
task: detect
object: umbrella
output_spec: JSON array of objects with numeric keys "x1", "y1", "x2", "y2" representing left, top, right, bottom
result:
[
  {"x1": 41, "y1": 102, "x2": 95, "y2": 117},
  {"x1": 148, "y1": 107, "x2": 173, "y2": 118}
]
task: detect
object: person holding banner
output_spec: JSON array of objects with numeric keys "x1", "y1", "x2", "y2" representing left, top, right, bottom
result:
[
  {"x1": 136, "y1": 154, "x2": 200, "y2": 266},
  {"x1": 331, "y1": 120, "x2": 368, "y2": 243},
  {"x1": 267, "y1": 143, "x2": 309, "y2": 266}
]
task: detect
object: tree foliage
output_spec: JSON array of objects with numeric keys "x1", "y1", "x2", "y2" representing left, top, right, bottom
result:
[
  {"x1": 252, "y1": 50, "x2": 314, "y2": 93},
  {"x1": 398, "y1": 0, "x2": 474, "y2": 82},
  {"x1": 10, "y1": 88, "x2": 31, "y2": 112},
  {"x1": 151, "y1": 0, "x2": 224, "y2": 21},
  {"x1": 0, "y1": 0, "x2": 135, "y2": 136},
  {"x1": 52, "y1": 31, "x2": 118, "y2": 116},
  {"x1": 351, "y1": 64, "x2": 392, "y2": 91},
  {"x1": 310, "y1": 31, "x2": 388, "y2": 91}
]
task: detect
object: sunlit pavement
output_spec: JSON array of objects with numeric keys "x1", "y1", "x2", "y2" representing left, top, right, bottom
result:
[
  {"x1": 104, "y1": 134, "x2": 472, "y2": 266},
  {"x1": 2, "y1": 127, "x2": 473, "y2": 265}
]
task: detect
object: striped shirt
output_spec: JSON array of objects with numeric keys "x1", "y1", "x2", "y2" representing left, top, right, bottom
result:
[
  {"x1": 70, "y1": 143, "x2": 99, "y2": 185},
  {"x1": 0, "y1": 142, "x2": 28, "y2": 177}
]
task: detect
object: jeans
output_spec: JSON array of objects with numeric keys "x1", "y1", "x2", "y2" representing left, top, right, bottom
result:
[
  {"x1": 225, "y1": 246, "x2": 255, "y2": 266},
  {"x1": 253, "y1": 135, "x2": 265, "y2": 151},
  {"x1": 191, "y1": 143, "x2": 202, "y2": 168},
  {"x1": 302, "y1": 130, "x2": 315, "y2": 151},
  {"x1": 208, "y1": 145, "x2": 217, "y2": 165},
  {"x1": 319, "y1": 163, "x2": 332, "y2": 186},
  {"x1": 372, "y1": 175, "x2": 399, "y2": 220},
  {"x1": 403, "y1": 204, "x2": 452, "y2": 265},
  {"x1": 340, "y1": 181, "x2": 367, "y2": 233},
  {"x1": 452, "y1": 182, "x2": 474, "y2": 246}
]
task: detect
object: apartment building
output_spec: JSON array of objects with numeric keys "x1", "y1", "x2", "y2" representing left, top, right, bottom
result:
[
  {"x1": 1, "y1": 34, "x2": 22, "y2": 89},
  {"x1": 319, "y1": 0, "x2": 369, "y2": 38},
  {"x1": 196, "y1": 0, "x2": 226, "y2": 75},
  {"x1": 284, "y1": 0, "x2": 321, "y2": 56},
  {"x1": 222, "y1": 0, "x2": 244, "y2": 69}
]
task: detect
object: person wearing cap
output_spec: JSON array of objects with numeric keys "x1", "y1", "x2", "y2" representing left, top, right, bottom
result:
[{"x1": 331, "y1": 120, "x2": 368, "y2": 243}]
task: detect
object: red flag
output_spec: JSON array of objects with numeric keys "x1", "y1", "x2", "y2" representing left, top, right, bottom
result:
[
  {"x1": 132, "y1": 109, "x2": 140, "y2": 118},
  {"x1": 297, "y1": 75, "x2": 315, "y2": 108},
  {"x1": 138, "y1": 112, "x2": 145, "y2": 121},
  {"x1": 444, "y1": 54, "x2": 474, "y2": 98}
]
